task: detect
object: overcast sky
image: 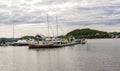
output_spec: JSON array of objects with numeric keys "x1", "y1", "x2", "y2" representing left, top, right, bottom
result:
[{"x1": 0, "y1": 0, "x2": 120, "y2": 37}]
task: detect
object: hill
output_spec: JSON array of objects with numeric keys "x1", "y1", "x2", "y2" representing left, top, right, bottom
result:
[
  {"x1": 20, "y1": 36, "x2": 34, "y2": 40},
  {"x1": 66, "y1": 28, "x2": 109, "y2": 39},
  {"x1": 0, "y1": 38, "x2": 19, "y2": 41}
]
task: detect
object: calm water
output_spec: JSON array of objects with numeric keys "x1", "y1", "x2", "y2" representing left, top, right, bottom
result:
[{"x1": 0, "y1": 39, "x2": 120, "y2": 71}]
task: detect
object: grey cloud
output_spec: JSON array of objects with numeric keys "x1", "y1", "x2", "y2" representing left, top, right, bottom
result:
[
  {"x1": 34, "y1": 0, "x2": 70, "y2": 5},
  {"x1": 63, "y1": 18, "x2": 120, "y2": 26},
  {"x1": 0, "y1": 0, "x2": 119, "y2": 26},
  {"x1": 63, "y1": 21, "x2": 93, "y2": 26},
  {"x1": 0, "y1": 4, "x2": 9, "y2": 9},
  {"x1": 100, "y1": 19, "x2": 120, "y2": 25}
]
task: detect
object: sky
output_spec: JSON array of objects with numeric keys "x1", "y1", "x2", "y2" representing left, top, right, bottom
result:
[{"x1": 0, "y1": 0, "x2": 120, "y2": 38}]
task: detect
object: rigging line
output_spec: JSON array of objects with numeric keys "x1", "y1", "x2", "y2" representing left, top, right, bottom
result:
[
  {"x1": 47, "y1": 13, "x2": 50, "y2": 37},
  {"x1": 50, "y1": 22, "x2": 55, "y2": 38},
  {"x1": 58, "y1": 24, "x2": 64, "y2": 35},
  {"x1": 56, "y1": 15, "x2": 58, "y2": 37},
  {"x1": 8, "y1": 1, "x2": 14, "y2": 39},
  {"x1": 56, "y1": 16, "x2": 65, "y2": 36},
  {"x1": 47, "y1": 13, "x2": 54, "y2": 37},
  {"x1": 11, "y1": 0, "x2": 15, "y2": 39}
]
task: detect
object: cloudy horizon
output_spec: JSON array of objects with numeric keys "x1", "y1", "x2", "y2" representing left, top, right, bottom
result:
[{"x1": 0, "y1": 0, "x2": 120, "y2": 38}]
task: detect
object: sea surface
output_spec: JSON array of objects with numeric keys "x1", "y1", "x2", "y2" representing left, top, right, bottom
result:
[{"x1": 0, "y1": 39, "x2": 120, "y2": 71}]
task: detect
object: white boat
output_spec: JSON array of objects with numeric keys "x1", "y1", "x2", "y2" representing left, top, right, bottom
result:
[{"x1": 10, "y1": 40, "x2": 29, "y2": 46}]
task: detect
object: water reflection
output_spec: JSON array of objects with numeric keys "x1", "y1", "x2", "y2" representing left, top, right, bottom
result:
[
  {"x1": 0, "y1": 39, "x2": 120, "y2": 71},
  {"x1": 28, "y1": 47, "x2": 62, "y2": 71}
]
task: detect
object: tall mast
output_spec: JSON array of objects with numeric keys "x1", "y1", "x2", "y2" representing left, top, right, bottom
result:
[
  {"x1": 13, "y1": 23, "x2": 14, "y2": 40},
  {"x1": 56, "y1": 15, "x2": 58, "y2": 37},
  {"x1": 47, "y1": 13, "x2": 49, "y2": 37}
]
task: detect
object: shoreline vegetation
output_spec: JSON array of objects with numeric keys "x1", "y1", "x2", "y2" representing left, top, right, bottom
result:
[
  {"x1": 0, "y1": 28, "x2": 120, "y2": 43},
  {"x1": 59, "y1": 28, "x2": 120, "y2": 39}
]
